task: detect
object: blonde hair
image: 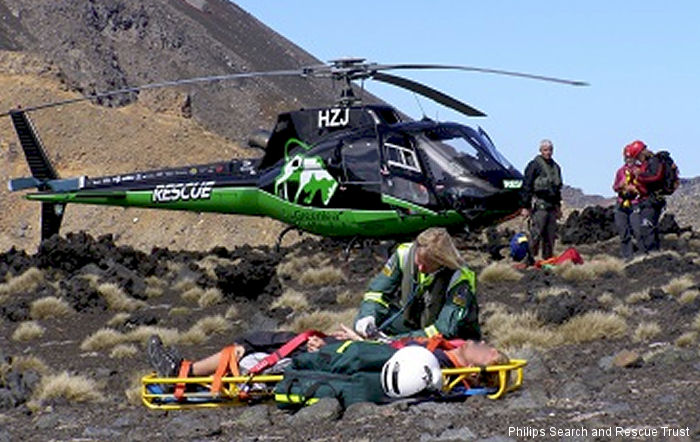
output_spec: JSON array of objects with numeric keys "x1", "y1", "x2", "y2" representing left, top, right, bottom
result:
[{"x1": 415, "y1": 228, "x2": 464, "y2": 270}]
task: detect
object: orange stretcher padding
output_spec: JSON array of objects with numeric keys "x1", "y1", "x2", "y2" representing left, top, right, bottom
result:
[{"x1": 141, "y1": 359, "x2": 527, "y2": 410}]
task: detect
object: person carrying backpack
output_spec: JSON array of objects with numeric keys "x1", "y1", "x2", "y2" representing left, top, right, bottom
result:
[
  {"x1": 612, "y1": 144, "x2": 646, "y2": 259},
  {"x1": 626, "y1": 140, "x2": 679, "y2": 252}
]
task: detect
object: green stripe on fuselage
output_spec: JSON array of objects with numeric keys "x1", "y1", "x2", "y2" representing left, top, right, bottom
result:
[{"x1": 26, "y1": 187, "x2": 467, "y2": 237}]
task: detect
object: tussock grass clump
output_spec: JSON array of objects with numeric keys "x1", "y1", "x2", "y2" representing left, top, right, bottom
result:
[
  {"x1": 181, "y1": 287, "x2": 205, "y2": 304},
  {"x1": 675, "y1": 332, "x2": 697, "y2": 347},
  {"x1": 178, "y1": 327, "x2": 206, "y2": 345},
  {"x1": 107, "y1": 313, "x2": 131, "y2": 327},
  {"x1": 12, "y1": 321, "x2": 45, "y2": 342},
  {"x1": 0, "y1": 267, "x2": 44, "y2": 296},
  {"x1": 554, "y1": 255, "x2": 624, "y2": 281},
  {"x1": 336, "y1": 290, "x2": 362, "y2": 306},
  {"x1": 173, "y1": 278, "x2": 198, "y2": 293},
  {"x1": 534, "y1": 286, "x2": 569, "y2": 301},
  {"x1": 559, "y1": 311, "x2": 627, "y2": 343},
  {"x1": 679, "y1": 290, "x2": 699, "y2": 305},
  {"x1": 478, "y1": 262, "x2": 522, "y2": 284},
  {"x1": 80, "y1": 328, "x2": 126, "y2": 351},
  {"x1": 79, "y1": 273, "x2": 101, "y2": 288},
  {"x1": 625, "y1": 290, "x2": 650, "y2": 304},
  {"x1": 98, "y1": 283, "x2": 145, "y2": 312},
  {"x1": 613, "y1": 304, "x2": 633, "y2": 318},
  {"x1": 34, "y1": 372, "x2": 102, "y2": 403},
  {"x1": 277, "y1": 254, "x2": 325, "y2": 280},
  {"x1": 597, "y1": 292, "x2": 615, "y2": 306},
  {"x1": 196, "y1": 255, "x2": 237, "y2": 280},
  {"x1": 126, "y1": 326, "x2": 180, "y2": 346},
  {"x1": 224, "y1": 305, "x2": 238, "y2": 319},
  {"x1": 144, "y1": 286, "x2": 164, "y2": 299},
  {"x1": 271, "y1": 290, "x2": 310, "y2": 312},
  {"x1": 169, "y1": 306, "x2": 191, "y2": 317},
  {"x1": 191, "y1": 315, "x2": 230, "y2": 336},
  {"x1": 125, "y1": 372, "x2": 144, "y2": 406},
  {"x1": 198, "y1": 288, "x2": 223, "y2": 308},
  {"x1": 144, "y1": 276, "x2": 167, "y2": 298},
  {"x1": 484, "y1": 310, "x2": 558, "y2": 349},
  {"x1": 110, "y1": 344, "x2": 138, "y2": 359},
  {"x1": 1, "y1": 355, "x2": 50, "y2": 377},
  {"x1": 288, "y1": 308, "x2": 357, "y2": 333},
  {"x1": 30, "y1": 296, "x2": 74, "y2": 319},
  {"x1": 692, "y1": 312, "x2": 700, "y2": 332},
  {"x1": 633, "y1": 322, "x2": 661, "y2": 342},
  {"x1": 298, "y1": 266, "x2": 346, "y2": 286},
  {"x1": 662, "y1": 275, "x2": 696, "y2": 297}
]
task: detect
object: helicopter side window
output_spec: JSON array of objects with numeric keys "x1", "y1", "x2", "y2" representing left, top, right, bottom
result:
[{"x1": 385, "y1": 139, "x2": 421, "y2": 173}]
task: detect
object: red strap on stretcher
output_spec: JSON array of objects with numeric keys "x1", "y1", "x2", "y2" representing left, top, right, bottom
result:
[
  {"x1": 211, "y1": 346, "x2": 239, "y2": 395},
  {"x1": 248, "y1": 330, "x2": 326, "y2": 375},
  {"x1": 173, "y1": 360, "x2": 192, "y2": 401}
]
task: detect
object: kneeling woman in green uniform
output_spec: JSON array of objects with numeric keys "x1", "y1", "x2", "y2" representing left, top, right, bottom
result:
[{"x1": 354, "y1": 227, "x2": 481, "y2": 340}]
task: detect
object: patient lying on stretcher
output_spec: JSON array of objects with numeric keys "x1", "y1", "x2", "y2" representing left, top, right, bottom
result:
[{"x1": 146, "y1": 325, "x2": 508, "y2": 389}]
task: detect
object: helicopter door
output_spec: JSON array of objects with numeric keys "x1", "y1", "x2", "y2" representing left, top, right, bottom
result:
[
  {"x1": 381, "y1": 133, "x2": 430, "y2": 206},
  {"x1": 338, "y1": 137, "x2": 383, "y2": 208}
]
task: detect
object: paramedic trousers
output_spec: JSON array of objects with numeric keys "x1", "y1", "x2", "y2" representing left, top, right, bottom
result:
[
  {"x1": 614, "y1": 203, "x2": 642, "y2": 259},
  {"x1": 530, "y1": 207, "x2": 557, "y2": 260}
]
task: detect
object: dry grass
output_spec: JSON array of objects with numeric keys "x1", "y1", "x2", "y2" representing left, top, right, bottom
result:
[
  {"x1": 124, "y1": 372, "x2": 144, "y2": 406},
  {"x1": 169, "y1": 306, "x2": 191, "y2": 317},
  {"x1": 1, "y1": 355, "x2": 50, "y2": 377},
  {"x1": 196, "y1": 254, "x2": 237, "y2": 279},
  {"x1": 107, "y1": 313, "x2": 131, "y2": 327},
  {"x1": 34, "y1": 372, "x2": 102, "y2": 403},
  {"x1": 558, "y1": 311, "x2": 627, "y2": 344},
  {"x1": 110, "y1": 344, "x2": 139, "y2": 359},
  {"x1": 79, "y1": 273, "x2": 101, "y2": 288},
  {"x1": 612, "y1": 304, "x2": 633, "y2": 318},
  {"x1": 271, "y1": 289, "x2": 310, "y2": 312},
  {"x1": 181, "y1": 286, "x2": 205, "y2": 304},
  {"x1": 675, "y1": 332, "x2": 697, "y2": 347},
  {"x1": 12, "y1": 321, "x2": 45, "y2": 342},
  {"x1": 173, "y1": 278, "x2": 198, "y2": 293},
  {"x1": 597, "y1": 292, "x2": 615, "y2": 306},
  {"x1": 288, "y1": 308, "x2": 357, "y2": 333},
  {"x1": 692, "y1": 312, "x2": 700, "y2": 332},
  {"x1": 144, "y1": 275, "x2": 167, "y2": 298},
  {"x1": 484, "y1": 310, "x2": 559, "y2": 349},
  {"x1": 0, "y1": 267, "x2": 44, "y2": 296},
  {"x1": 30, "y1": 296, "x2": 74, "y2": 319},
  {"x1": 662, "y1": 275, "x2": 696, "y2": 297},
  {"x1": 198, "y1": 288, "x2": 223, "y2": 308},
  {"x1": 277, "y1": 254, "x2": 325, "y2": 280},
  {"x1": 336, "y1": 289, "x2": 362, "y2": 306},
  {"x1": 478, "y1": 262, "x2": 522, "y2": 284},
  {"x1": 98, "y1": 283, "x2": 145, "y2": 312},
  {"x1": 224, "y1": 305, "x2": 238, "y2": 319},
  {"x1": 297, "y1": 266, "x2": 346, "y2": 286},
  {"x1": 126, "y1": 326, "x2": 180, "y2": 346},
  {"x1": 625, "y1": 290, "x2": 650, "y2": 304},
  {"x1": 80, "y1": 328, "x2": 126, "y2": 351},
  {"x1": 144, "y1": 286, "x2": 164, "y2": 299},
  {"x1": 178, "y1": 315, "x2": 231, "y2": 345},
  {"x1": 679, "y1": 290, "x2": 699, "y2": 305},
  {"x1": 633, "y1": 322, "x2": 662, "y2": 342},
  {"x1": 554, "y1": 255, "x2": 624, "y2": 281},
  {"x1": 534, "y1": 286, "x2": 569, "y2": 301}
]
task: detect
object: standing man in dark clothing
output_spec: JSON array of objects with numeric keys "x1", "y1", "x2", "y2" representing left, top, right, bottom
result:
[
  {"x1": 628, "y1": 140, "x2": 665, "y2": 252},
  {"x1": 521, "y1": 139, "x2": 563, "y2": 261}
]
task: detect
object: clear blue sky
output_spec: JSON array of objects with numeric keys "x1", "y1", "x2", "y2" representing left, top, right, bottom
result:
[{"x1": 234, "y1": 1, "x2": 699, "y2": 196}]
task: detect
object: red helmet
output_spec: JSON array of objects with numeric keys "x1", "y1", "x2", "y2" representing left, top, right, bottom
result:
[{"x1": 624, "y1": 140, "x2": 646, "y2": 158}]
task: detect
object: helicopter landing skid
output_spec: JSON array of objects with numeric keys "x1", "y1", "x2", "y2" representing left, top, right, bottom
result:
[{"x1": 275, "y1": 225, "x2": 301, "y2": 252}]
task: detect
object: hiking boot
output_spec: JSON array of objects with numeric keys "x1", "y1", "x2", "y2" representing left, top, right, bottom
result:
[{"x1": 147, "y1": 335, "x2": 183, "y2": 378}]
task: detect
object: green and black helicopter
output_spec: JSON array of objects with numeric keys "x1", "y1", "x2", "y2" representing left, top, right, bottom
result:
[{"x1": 6, "y1": 59, "x2": 586, "y2": 243}]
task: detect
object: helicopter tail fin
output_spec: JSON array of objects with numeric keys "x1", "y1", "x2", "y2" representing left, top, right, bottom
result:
[{"x1": 9, "y1": 110, "x2": 66, "y2": 241}]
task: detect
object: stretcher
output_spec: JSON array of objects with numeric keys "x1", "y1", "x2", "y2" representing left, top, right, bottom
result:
[{"x1": 141, "y1": 358, "x2": 527, "y2": 410}]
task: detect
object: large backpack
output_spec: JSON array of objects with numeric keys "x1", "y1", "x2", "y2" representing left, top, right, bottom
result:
[
  {"x1": 274, "y1": 340, "x2": 396, "y2": 409},
  {"x1": 655, "y1": 151, "x2": 680, "y2": 195}
]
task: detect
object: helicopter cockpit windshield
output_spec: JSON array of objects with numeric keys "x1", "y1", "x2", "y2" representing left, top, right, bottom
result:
[{"x1": 417, "y1": 125, "x2": 518, "y2": 188}]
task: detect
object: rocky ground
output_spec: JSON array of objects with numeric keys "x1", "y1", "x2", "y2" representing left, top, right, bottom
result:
[{"x1": 1, "y1": 210, "x2": 699, "y2": 442}]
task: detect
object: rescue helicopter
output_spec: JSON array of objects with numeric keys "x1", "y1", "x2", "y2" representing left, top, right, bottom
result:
[{"x1": 5, "y1": 58, "x2": 586, "y2": 243}]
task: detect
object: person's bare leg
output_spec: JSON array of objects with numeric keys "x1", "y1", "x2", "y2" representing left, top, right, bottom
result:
[{"x1": 191, "y1": 351, "x2": 222, "y2": 376}]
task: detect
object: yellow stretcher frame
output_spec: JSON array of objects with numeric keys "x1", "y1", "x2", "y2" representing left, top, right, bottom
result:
[{"x1": 141, "y1": 358, "x2": 527, "y2": 410}]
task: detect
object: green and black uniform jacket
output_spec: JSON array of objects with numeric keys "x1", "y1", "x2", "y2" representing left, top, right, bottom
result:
[
  {"x1": 355, "y1": 242, "x2": 481, "y2": 340},
  {"x1": 522, "y1": 155, "x2": 562, "y2": 210}
]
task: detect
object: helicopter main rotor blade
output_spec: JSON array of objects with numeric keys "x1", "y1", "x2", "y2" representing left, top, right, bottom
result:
[
  {"x1": 1, "y1": 69, "x2": 306, "y2": 116},
  {"x1": 372, "y1": 72, "x2": 486, "y2": 117},
  {"x1": 370, "y1": 63, "x2": 589, "y2": 87}
]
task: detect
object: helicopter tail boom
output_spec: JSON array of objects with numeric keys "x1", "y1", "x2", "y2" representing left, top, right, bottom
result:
[{"x1": 9, "y1": 110, "x2": 67, "y2": 241}]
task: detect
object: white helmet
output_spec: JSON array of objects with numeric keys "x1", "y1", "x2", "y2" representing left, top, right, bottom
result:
[{"x1": 381, "y1": 346, "x2": 443, "y2": 398}]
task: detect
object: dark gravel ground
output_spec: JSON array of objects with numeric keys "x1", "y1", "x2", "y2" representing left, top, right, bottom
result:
[{"x1": 1, "y1": 210, "x2": 699, "y2": 441}]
